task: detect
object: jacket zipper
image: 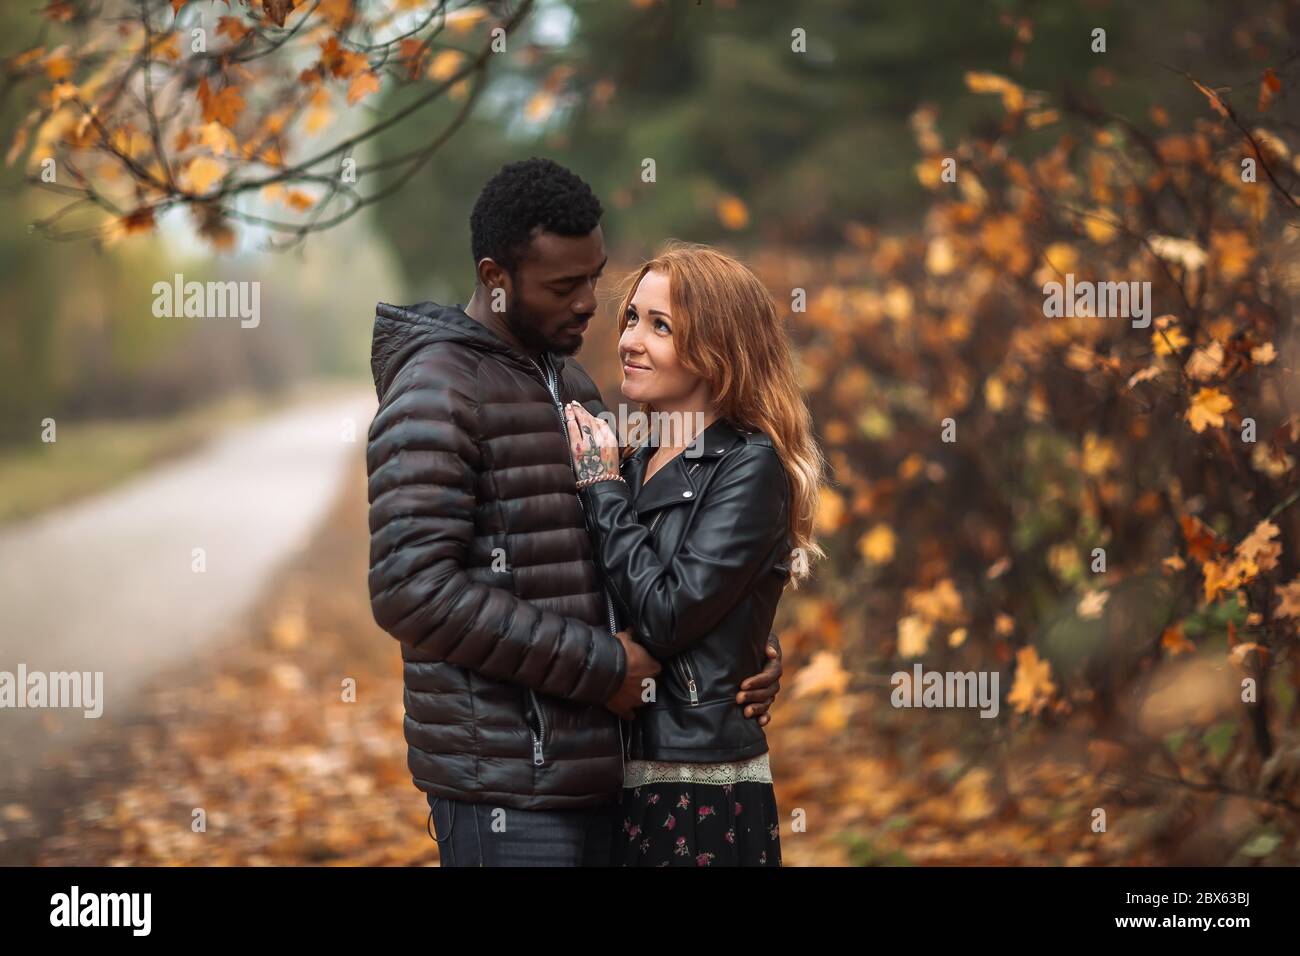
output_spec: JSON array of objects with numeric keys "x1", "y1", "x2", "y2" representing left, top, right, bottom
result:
[
  {"x1": 528, "y1": 694, "x2": 546, "y2": 766},
  {"x1": 673, "y1": 654, "x2": 699, "y2": 705},
  {"x1": 526, "y1": 352, "x2": 622, "y2": 768}
]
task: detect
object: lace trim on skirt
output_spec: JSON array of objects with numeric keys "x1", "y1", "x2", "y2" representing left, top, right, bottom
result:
[{"x1": 623, "y1": 752, "x2": 771, "y2": 788}]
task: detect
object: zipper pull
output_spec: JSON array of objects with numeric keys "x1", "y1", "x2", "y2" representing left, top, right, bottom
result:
[
  {"x1": 686, "y1": 679, "x2": 699, "y2": 705},
  {"x1": 533, "y1": 739, "x2": 544, "y2": 766}
]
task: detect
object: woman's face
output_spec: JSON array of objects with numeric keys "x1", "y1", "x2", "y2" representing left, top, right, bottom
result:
[{"x1": 618, "y1": 270, "x2": 707, "y2": 409}]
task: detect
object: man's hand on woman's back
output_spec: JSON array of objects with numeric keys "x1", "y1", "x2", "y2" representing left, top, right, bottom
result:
[
  {"x1": 737, "y1": 633, "x2": 783, "y2": 727},
  {"x1": 606, "y1": 630, "x2": 784, "y2": 726},
  {"x1": 605, "y1": 629, "x2": 661, "y2": 720}
]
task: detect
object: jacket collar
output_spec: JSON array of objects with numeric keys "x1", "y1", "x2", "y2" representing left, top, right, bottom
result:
[
  {"x1": 448, "y1": 302, "x2": 570, "y2": 379},
  {"x1": 372, "y1": 300, "x2": 520, "y2": 398},
  {"x1": 625, "y1": 417, "x2": 745, "y2": 513}
]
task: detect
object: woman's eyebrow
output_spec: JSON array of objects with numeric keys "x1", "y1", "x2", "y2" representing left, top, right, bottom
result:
[
  {"x1": 626, "y1": 306, "x2": 670, "y2": 321},
  {"x1": 626, "y1": 303, "x2": 670, "y2": 319}
]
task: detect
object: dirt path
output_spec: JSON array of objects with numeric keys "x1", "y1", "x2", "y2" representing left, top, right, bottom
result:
[{"x1": 0, "y1": 390, "x2": 375, "y2": 789}]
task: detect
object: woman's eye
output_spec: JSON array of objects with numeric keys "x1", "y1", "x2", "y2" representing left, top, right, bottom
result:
[{"x1": 654, "y1": 318, "x2": 670, "y2": 333}]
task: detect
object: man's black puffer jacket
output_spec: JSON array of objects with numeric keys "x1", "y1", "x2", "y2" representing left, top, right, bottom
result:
[
  {"x1": 579, "y1": 417, "x2": 793, "y2": 762},
  {"x1": 367, "y1": 301, "x2": 628, "y2": 810}
]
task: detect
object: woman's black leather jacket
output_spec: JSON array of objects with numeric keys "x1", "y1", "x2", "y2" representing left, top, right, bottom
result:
[{"x1": 579, "y1": 417, "x2": 792, "y2": 762}]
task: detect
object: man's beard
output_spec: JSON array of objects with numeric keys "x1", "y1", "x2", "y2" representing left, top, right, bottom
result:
[
  {"x1": 550, "y1": 333, "x2": 584, "y2": 357},
  {"x1": 505, "y1": 303, "x2": 585, "y2": 356}
]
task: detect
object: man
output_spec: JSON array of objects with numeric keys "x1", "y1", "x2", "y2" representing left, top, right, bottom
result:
[{"x1": 366, "y1": 157, "x2": 782, "y2": 866}]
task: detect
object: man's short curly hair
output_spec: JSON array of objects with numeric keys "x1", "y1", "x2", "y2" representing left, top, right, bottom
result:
[{"x1": 470, "y1": 157, "x2": 604, "y2": 276}]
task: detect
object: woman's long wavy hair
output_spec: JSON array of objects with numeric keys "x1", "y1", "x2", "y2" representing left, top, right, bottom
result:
[{"x1": 610, "y1": 241, "x2": 826, "y2": 585}]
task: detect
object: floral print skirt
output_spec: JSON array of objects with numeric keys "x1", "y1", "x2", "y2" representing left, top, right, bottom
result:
[{"x1": 610, "y1": 779, "x2": 782, "y2": 866}]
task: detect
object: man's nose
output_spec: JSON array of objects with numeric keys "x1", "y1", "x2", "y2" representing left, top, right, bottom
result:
[{"x1": 572, "y1": 285, "x2": 597, "y2": 317}]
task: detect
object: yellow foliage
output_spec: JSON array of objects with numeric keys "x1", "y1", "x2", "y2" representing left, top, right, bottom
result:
[{"x1": 1007, "y1": 647, "x2": 1056, "y2": 716}]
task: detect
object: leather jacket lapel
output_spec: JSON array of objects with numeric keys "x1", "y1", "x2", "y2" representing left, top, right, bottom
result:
[
  {"x1": 626, "y1": 417, "x2": 746, "y2": 518},
  {"x1": 634, "y1": 453, "x2": 701, "y2": 514}
]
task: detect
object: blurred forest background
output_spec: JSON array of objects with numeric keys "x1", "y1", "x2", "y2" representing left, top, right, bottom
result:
[{"x1": 2, "y1": 0, "x2": 1299, "y2": 865}]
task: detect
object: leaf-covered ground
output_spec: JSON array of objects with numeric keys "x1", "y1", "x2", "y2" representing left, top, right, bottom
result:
[{"x1": 1, "y1": 467, "x2": 1291, "y2": 866}]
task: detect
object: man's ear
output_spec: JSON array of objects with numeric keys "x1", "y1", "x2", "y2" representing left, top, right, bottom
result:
[{"x1": 477, "y1": 258, "x2": 514, "y2": 305}]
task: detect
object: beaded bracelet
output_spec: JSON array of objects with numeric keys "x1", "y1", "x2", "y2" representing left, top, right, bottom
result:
[{"x1": 575, "y1": 473, "x2": 625, "y2": 490}]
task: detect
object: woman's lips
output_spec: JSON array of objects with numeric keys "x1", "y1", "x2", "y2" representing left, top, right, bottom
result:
[{"x1": 623, "y1": 363, "x2": 650, "y2": 374}]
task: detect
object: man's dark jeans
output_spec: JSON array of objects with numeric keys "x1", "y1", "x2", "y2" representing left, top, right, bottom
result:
[{"x1": 427, "y1": 795, "x2": 615, "y2": 867}]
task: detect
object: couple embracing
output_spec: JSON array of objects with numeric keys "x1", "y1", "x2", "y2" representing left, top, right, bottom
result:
[{"x1": 366, "y1": 158, "x2": 824, "y2": 866}]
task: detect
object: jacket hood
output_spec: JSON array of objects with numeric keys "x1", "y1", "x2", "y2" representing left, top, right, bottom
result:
[{"x1": 371, "y1": 300, "x2": 563, "y2": 401}]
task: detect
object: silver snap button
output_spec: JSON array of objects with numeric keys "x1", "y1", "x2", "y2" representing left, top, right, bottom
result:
[{"x1": 682, "y1": 490, "x2": 693, "y2": 498}]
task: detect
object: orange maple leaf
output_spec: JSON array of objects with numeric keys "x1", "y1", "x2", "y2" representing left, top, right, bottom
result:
[
  {"x1": 1160, "y1": 623, "x2": 1194, "y2": 656},
  {"x1": 40, "y1": 1, "x2": 75, "y2": 22},
  {"x1": 320, "y1": 36, "x2": 369, "y2": 79},
  {"x1": 717, "y1": 195, "x2": 749, "y2": 230},
  {"x1": 964, "y1": 71, "x2": 1026, "y2": 113},
  {"x1": 1259, "y1": 67, "x2": 1281, "y2": 112},
  {"x1": 185, "y1": 155, "x2": 226, "y2": 194},
  {"x1": 284, "y1": 190, "x2": 315, "y2": 211},
  {"x1": 1192, "y1": 78, "x2": 1231, "y2": 119},
  {"x1": 119, "y1": 207, "x2": 156, "y2": 234},
  {"x1": 1185, "y1": 387, "x2": 1233, "y2": 433},
  {"x1": 1275, "y1": 578, "x2": 1300, "y2": 619},
  {"x1": 397, "y1": 39, "x2": 428, "y2": 81},
  {"x1": 347, "y1": 71, "x2": 381, "y2": 106},
  {"x1": 43, "y1": 48, "x2": 74, "y2": 81},
  {"x1": 1236, "y1": 520, "x2": 1281, "y2": 572},
  {"x1": 198, "y1": 79, "x2": 246, "y2": 129},
  {"x1": 1007, "y1": 646, "x2": 1056, "y2": 716},
  {"x1": 263, "y1": 0, "x2": 295, "y2": 29}
]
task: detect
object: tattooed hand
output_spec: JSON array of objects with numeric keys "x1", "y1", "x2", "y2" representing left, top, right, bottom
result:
[{"x1": 564, "y1": 402, "x2": 621, "y2": 483}]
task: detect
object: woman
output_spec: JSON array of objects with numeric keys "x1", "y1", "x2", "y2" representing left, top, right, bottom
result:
[{"x1": 564, "y1": 241, "x2": 825, "y2": 866}]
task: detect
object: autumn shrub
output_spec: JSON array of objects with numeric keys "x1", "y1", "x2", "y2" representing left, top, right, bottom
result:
[{"x1": 762, "y1": 67, "x2": 1300, "y2": 806}]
